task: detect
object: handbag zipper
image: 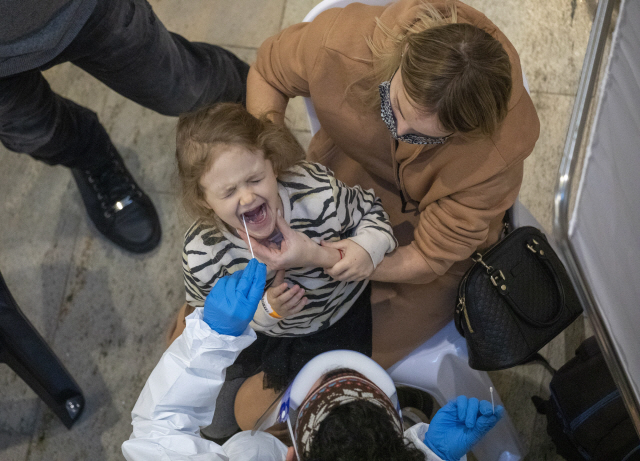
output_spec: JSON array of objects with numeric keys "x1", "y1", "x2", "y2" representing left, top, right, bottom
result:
[{"x1": 457, "y1": 296, "x2": 474, "y2": 333}]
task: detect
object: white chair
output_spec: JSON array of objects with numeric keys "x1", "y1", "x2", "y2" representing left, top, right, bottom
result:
[{"x1": 302, "y1": 1, "x2": 533, "y2": 459}]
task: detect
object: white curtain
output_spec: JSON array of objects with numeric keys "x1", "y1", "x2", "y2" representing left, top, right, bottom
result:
[{"x1": 569, "y1": 0, "x2": 640, "y2": 404}]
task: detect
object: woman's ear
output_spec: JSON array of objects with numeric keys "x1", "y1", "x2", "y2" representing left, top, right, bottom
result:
[{"x1": 286, "y1": 446, "x2": 297, "y2": 461}]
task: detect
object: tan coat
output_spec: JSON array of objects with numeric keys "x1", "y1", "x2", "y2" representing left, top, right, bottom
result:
[{"x1": 254, "y1": 0, "x2": 540, "y2": 367}]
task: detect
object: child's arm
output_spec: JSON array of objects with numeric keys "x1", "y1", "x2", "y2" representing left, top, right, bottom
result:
[
  {"x1": 183, "y1": 243, "x2": 212, "y2": 308},
  {"x1": 251, "y1": 270, "x2": 308, "y2": 328},
  {"x1": 323, "y1": 173, "x2": 398, "y2": 281}
]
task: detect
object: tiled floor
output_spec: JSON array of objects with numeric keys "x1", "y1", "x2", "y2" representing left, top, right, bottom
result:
[{"x1": 0, "y1": 1, "x2": 598, "y2": 460}]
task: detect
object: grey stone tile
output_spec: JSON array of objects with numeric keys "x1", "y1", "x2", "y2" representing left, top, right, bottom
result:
[
  {"x1": 519, "y1": 92, "x2": 575, "y2": 233},
  {"x1": 282, "y1": 0, "x2": 324, "y2": 29},
  {"x1": 25, "y1": 193, "x2": 188, "y2": 461},
  {"x1": 0, "y1": 378, "x2": 38, "y2": 459},
  {"x1": 147, "y1": 0, "x2": 287, "y2": 49},
  {"x1": 0, "y1": 153, "x2": 80, "y2": 338},
  {"x1": 102, "y1": 107, "x2": 178, "y2": 196},
  {"x1": 225, "y1": 46, "x2": 258, "y2": 66},
  {"x1": 0, "y1": 143, "x2": 83, "y2": 461},
  {"x1": 488, "y1": 363, "x2": 548, "y2": 458},
  {"x1": 464, "y1": 0, "x2": 595, "y2": 95},
  {"x1": 43, "y1": 61, "x2": 110, "y2": 116}
]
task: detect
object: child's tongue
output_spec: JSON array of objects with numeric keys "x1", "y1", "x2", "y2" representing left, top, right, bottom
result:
[{"x1": 243, "y1": 204, "x2": 265, "y2": 224}]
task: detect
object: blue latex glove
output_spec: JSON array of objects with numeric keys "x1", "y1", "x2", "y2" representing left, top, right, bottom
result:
[
  {"x1": 424, "y1": 396, "x2": 504, "y2": 461},
  {"x1": 203, "y1": 259, "x2": 267, "y2": 336}
]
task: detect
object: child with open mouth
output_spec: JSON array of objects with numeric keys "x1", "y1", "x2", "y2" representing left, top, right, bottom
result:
[{"x1": 172, "y1": 102, "x2": 397, "y2": 436}]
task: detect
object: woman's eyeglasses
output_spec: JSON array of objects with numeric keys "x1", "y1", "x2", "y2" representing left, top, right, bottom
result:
[{"x1": 378, "y1": 76, "x2": 450, "y2": 145}]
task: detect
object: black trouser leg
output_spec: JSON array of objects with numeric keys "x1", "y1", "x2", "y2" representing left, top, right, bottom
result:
[
  {"x1": 0, "y1": 0, "x2": 248, "y2": 168},
  {"x1": 65, "y1": 0, "x2": 248, "y2": 115},
  {"x1": 0, "y1": 70, "x2": 112, "y2": 170},
  {"x1": 0, "y1": 272, "x2": 84, "y2": 429}
]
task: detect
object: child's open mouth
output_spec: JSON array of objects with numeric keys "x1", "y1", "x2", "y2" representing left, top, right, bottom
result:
[{"x1": 242, "y1": 203, "x2": 267, "y2": 225}]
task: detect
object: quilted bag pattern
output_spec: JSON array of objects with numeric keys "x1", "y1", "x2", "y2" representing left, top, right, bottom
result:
[{"x1": 455, "y1": 226, "x2": 583, "y2": 371}]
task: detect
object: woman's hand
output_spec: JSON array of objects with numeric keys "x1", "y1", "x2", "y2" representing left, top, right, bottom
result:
[
  {"x1": 266, "y1": 270, "x2": 307, "y2": 318},
  {"x1": 203, "y1": 258, "x2": 267, "y2": 336},
  {"x1": 424, "y1": 396, "x2": 504, "y2": 461},
  {"x1": 322, "y1": 239, "x2": 374, "y2": 282},
  {"x1": 238, "y1": 212, "x2": 324, "y2": 271}
]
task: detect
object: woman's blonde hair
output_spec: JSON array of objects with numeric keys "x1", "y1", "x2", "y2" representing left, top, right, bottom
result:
[
  {"x1": 363, "y1": 1, "x2": 512, "y2": 136},
  {"x1": 175, "y1": 103, "x2": 305, "y2": 225}
]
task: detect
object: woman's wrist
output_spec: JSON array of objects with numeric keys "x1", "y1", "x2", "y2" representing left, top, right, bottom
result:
[
  {"x1": 312, "y1": 243, "x2": 342, "y2": 268},
  {"x1": 370, "y1": 244, "x2": 437, "y2": 284}
]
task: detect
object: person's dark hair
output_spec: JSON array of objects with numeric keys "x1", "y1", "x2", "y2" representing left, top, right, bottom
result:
[{"x1": 304, "y1": 400, "x2": 424, "y2": 461}]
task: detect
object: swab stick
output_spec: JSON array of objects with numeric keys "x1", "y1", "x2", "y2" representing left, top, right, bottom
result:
[
  {"x1": 490, "y1": 386, "x2": 495, "y2": 414},
  {"x1": 242, "y1": 215, "x2": 255, "y2": 259}
]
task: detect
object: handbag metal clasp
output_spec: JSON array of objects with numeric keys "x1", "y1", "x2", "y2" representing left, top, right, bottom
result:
[
  {"x1": 527, "y1": 239, "x2": 544, "y2": 255},
  {"x1": 490, "y1": 270, "x2": 506, "y2": 287},
  {"x1": 472, "y1": 253, "x2": 494, "y2": 274}
]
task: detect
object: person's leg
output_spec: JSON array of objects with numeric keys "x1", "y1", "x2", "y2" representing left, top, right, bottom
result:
[
  {"x1": 0, "y1": 68, "x2": 161, "y2": 253},
  {"x1": 371, "y1": 274, "x2": 460, "y2": 369},
  {"x1": 3, "y1": 0, "x2": 248, "y2": 253},
  {"x1": 61, "y1": 0, "x2": 248, "y2": 115},
  {"x1": 235, "y1": 284, "x2": 373, "y2": 431},
  {"x1": 0, "y1": 71, "x2": 110, "y2": 170},
  {"x1": 234, "y1": 371, "x2": 280, "y2": 431}
]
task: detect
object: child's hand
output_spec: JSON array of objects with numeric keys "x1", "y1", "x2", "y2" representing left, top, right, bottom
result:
[
  {"x1": 322, "y1": 239, "x2": 374, "y2": 282},
  {"x1": 266, "y1": 270, "x2": 307, "y2": 318}
]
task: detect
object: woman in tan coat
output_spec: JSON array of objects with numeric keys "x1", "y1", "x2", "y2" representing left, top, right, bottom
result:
[{"x1": 237, "y1": 0, "x2": 539, "y2": 430}]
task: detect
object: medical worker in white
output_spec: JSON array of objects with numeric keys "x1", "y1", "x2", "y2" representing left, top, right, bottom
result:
[{"x1": 122, "y1": 259, "x2": 504, "y2": 461}]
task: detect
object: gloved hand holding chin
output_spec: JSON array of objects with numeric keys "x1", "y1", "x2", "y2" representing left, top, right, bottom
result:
[
  {"x1": 424, "y1": 395, "x2": 504, "y2": 461},
  {"x1": 203, "y1": 258, "x2": 267, "y2": 336}
]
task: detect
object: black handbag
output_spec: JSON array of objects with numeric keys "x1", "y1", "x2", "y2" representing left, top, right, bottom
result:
[{"x1": 454, "y1": 226, "x2": 583, "y2": 371}]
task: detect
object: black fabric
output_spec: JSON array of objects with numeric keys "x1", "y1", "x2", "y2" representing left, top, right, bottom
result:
[
  {"x1": 455, "y1": 226, "x2": 583, "y2": 370},
  {"x1": 0, "y1": 0, "x2": 97, "y2": 76},
  {"x1": 533, "y1": 337, "x2": 640, "y2": 461},
  {"x1": 200, "y1": 376, "x2": 246, "y2": 442},
  {"x1": 0, "y1": 270, "x2": 84, "y2": 429},
  {"x1": 231, "y1": 283, "x2": 373, "y2": 393},
  {"x1": 0, "y1": 0, "x2": 77, "y2": 42},
  {"x1": 0, "y1": 0, "x2": 249, "y2": 170}
]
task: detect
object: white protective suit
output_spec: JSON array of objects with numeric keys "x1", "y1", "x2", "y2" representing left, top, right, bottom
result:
[{"x1": 122, "y1": 308, "x2": 447, "y2": 461}]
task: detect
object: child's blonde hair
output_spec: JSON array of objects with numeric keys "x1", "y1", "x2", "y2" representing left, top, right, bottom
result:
[
  {"x1": 176, "y1": 103, "x2": 305, "y2": 225},
  {"x1": 358, "y1": 1, "x2": 512, "y2": 136}
]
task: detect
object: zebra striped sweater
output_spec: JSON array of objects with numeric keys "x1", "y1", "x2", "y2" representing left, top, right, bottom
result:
[{"x1": 182, "y1": 161, "x2": 397, "y2": 337}]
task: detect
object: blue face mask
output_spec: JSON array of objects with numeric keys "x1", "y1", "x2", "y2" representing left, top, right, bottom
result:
[{"x1": 378, "y1": 78, "x2": 450, "y2": 145}]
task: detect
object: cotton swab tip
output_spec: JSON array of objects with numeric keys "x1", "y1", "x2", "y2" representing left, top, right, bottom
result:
[{"x1": 242, "y1": 215, "x2": 255, "y2": 259}]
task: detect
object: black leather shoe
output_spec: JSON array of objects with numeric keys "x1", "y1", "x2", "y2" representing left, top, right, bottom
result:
[{"x1": 71, "y1": 149, "x2": 161, "y2": 253}]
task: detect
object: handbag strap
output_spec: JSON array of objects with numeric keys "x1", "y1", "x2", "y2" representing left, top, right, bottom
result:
[{"x1": 475, "y1": 236, "x2": 567, "y2": 328}]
